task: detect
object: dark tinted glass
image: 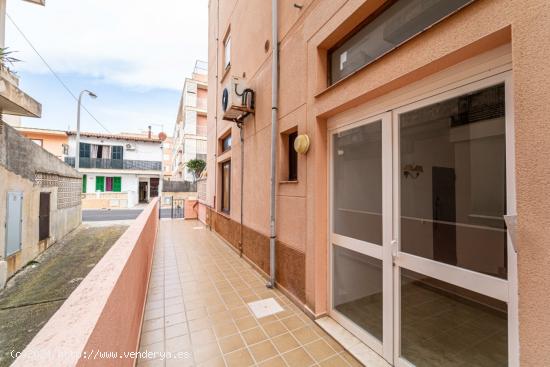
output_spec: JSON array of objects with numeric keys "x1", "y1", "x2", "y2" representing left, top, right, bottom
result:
[
  {"x1": 329, "y1": 0, "x2": 473, "y2": 84},
  {"x1": 288, "y1": 132, "x2": 298, "y2": 181},
  {"x1": 79, "y1": 142, "x2": 91, "y2": 158}
]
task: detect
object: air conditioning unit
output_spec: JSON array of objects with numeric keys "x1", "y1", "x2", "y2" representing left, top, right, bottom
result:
[
  {"x1": 222, "y1": 76, "x2": 254, "y2": 121},
  {"x1": 125, "y1": 143, "x2": 136, "y2": 150}
]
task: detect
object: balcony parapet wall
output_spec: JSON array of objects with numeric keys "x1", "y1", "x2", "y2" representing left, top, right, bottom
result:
[{"x1": 11, "y1": 198, "x2": 159, "y2": 367}]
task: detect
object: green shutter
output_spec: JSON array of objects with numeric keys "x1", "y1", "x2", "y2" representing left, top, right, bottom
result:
[
  {"x1": 82, "y1": 174, "x2": 87, "y2": 193},
  {"x1": 113, "y1": 177, "x2": 121, "y2": 192},
  {"x1": 95, "y1": 176, "x2": 105, "y2": 192}
]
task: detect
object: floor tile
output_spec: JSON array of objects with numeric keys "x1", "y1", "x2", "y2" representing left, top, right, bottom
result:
[
  {"x1": 225, "y1": 348, "x2": 254, "y2": 367},
  {"x1": 219, "y1": 334, "x2": 245, "y2": 354},
  {"x1": 249, "y1": 340, "x2": 278, "y2": 362},
  {"x1": 271, "y1": 332, "x2": 300, "y2": 353},
  {"x1": 242, "y1": 327, "x2": 268, "y2": 345},
  {"x1": 304, "y1": 338, "x2": 335, "y2": 362},
  {"x1": 282, "y1": 347, "x2": 315, "y2": 367}
]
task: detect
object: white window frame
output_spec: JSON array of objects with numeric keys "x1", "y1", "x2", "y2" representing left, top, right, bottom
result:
[
  {"x1": 327, "y1": 69, "x2": 518, "y2": 367},
  {"x1": 224, "y1": 34, "x2": 231, "y2": 70}
]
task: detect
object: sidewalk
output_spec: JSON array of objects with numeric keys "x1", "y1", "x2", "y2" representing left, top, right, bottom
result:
[{"x1": 137, "y1": 220, "x2": 361, "y2": 367}]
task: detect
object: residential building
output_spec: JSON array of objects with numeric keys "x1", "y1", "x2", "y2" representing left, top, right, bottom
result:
[
  {"x1": 15, "y1": 126, "x2": 68, "y2": 160},
  {"x1": 1, "y1": 122, "x2": 81, "y2": 288},
  {"x1": 120, "y1": 127, "x2": 173, "y2": 181},
  {"x1": 171, "y1": 60, "x2": 208, "y2": 182},
  {"x1": 161, "y1": 135, "x2": 173, "y2": 180},
  {"x1": 204, "y1": 1, "x2": 550, "y2": 366},
  {"x1": 0, "y1": 0, "x2": 42, "y2": 124},
  {"x1": 65, "y1": 131, "x2": 163, "y2": 209}
]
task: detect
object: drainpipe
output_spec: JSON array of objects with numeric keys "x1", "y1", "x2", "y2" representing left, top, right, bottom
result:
[
  {"x1": 239, "y1": 124, "x2": 244, "y2": 257},
  {"x1": 267, "y1": 0, "x2": 278, "y2": 289}
]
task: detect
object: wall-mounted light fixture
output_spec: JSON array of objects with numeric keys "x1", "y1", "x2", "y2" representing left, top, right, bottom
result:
[
  {"x1": 294, "y1": 134, "x2": 310, "y2": 154},
  {"x1": 403, "y1": 164, "x2": 423, "y2": 179}
]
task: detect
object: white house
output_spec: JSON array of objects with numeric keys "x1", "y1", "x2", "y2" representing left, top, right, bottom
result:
[{"x1": 66, "y1": 131, "x2": 163, "y2": 209}]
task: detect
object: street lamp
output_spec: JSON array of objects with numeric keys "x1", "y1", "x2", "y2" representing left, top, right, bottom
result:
[{"x1": 75, "y1": 90, "x2": 98, "y2": 170}]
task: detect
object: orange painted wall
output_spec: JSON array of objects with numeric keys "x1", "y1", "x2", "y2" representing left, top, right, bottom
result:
[
  {"x1": 17, "y1": 130, "x2": 67, "y2": 159},
  {"x1": 207, "y1": 0, "x2": 550, "y2": 361}
]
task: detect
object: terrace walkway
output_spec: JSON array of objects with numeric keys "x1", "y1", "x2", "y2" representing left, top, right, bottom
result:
[{"x1": 137, "y1": 220, "x2": 361, "y2": 367}]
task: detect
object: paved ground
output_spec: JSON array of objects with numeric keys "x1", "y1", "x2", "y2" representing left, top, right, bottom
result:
[
  {"x1": 137, "y1": 220, "x2": 361, "y2": 367},
  {"x1": 83, "y1": 208, "x2": 183, "y2": 221},
  {"x1": 0, "y1": 224, "x2": 128, "y2": 367}
]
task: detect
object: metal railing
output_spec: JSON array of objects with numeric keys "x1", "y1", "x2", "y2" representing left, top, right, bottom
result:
[{"x1": 65, "y1": 157, "x2": 162, "y2": 171}]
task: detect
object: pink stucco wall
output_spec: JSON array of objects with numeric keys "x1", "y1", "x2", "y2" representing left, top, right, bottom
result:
[{"x1": 12, "y1": 199, "x2": 159, "y2": 367}]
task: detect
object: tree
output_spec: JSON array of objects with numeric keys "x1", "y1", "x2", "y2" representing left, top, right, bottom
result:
[
  {"x1": 0, "y1": 47, "x2": 20, "y2": 70},
  {"x1": 185, "y1": 159, "x2": 206, "y2": 182}
]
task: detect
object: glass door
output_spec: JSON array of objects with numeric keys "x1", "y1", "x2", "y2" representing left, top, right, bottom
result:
[
  {"x1": 329, "y1": 112, "x2": 394, "y2": 362},
  {"x1": 329, "y1": 73, "x2": 516, "y2": 367},
  {"x1": 393, "y1": 76, "x2": 513, "y2": 367}
]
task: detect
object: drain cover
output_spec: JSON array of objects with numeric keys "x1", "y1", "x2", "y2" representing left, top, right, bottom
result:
[{"x1": 247, "y1": 297, "x2": 284, "y2": 318}]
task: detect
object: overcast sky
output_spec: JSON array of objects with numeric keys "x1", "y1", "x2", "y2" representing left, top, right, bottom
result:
[{"x1": 6, "y1": 0, "x2": 208, "y2": 136}]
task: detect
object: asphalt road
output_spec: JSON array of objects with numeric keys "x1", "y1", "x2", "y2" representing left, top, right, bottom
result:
[{"x1": 83, "y1": 208, "x2": 183, "y2": 221}]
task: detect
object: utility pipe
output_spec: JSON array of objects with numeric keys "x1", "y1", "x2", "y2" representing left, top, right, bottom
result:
[
  {"x1": 239, "y1": 124, "x2": 244, "y2": 257},
  {"x1": 267, "y1": 0, "x2": 278, "y2": 288}
]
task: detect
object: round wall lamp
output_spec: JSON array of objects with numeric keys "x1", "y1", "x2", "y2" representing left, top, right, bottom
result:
[{"x1": 294, "y1": 134, "x2": 310, "y2": 154}]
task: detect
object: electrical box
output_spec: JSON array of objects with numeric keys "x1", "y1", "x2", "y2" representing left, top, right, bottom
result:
[{"x1": 221, "y1": 76, "x2": 254, "y2": 121}]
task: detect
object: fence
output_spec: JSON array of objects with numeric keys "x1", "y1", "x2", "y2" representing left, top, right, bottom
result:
[{"x1": 162, "y1": 180, "x2": 196, "y2": 192}]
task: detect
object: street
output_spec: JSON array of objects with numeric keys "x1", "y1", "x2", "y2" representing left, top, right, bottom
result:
[{"x1": 83, "y1": 208, "x2": 183, "y2": 221}]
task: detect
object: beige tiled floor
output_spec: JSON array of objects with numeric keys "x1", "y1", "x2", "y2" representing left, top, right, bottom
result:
[{"x1": 137, "y1": 220, "x2": 362, "y2": 367}]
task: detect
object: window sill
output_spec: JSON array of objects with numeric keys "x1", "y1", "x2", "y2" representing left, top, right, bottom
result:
[{"x1": 279, "y1": 180, "x2": 299, "y2": 184}]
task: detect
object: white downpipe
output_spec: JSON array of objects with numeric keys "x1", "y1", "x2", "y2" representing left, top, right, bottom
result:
[{"x1": 267, "y1": 0, "x2": 278, "y2": 288}]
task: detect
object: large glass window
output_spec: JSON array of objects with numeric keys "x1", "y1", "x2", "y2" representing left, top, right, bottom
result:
[
  {"x1": 333, "y1": 121, "x2": 382, "y2": 245},
  {"x1": 329, "y1": 0, "x2": 473, "y2": 84},
  {"x1": 399, "y1": 84, "x2": 507, "y2": 279}
]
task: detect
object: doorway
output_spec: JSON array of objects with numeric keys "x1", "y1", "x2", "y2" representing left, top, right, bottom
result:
[
  {"x1": 139, "y1": 181, "x2": 149, "y2": 203},
  {"x1": 329, "y1": 74, "x2": 515, "y2": 366}
]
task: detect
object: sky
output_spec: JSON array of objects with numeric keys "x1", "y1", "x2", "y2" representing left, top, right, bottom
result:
[{"x1": 5, "y1": 0, "x2": 208, "y2": 136}]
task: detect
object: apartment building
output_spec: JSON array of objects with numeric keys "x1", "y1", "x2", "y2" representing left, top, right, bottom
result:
[
  {"x1": 16, "y1": 126, "x2": 68, "y2": 159},
  {"x1": 65, "y1": 131, "x2": 163, "y2": 209},
  {"x1": 203, "y1": 1, "x2": 550, "y2": 366},
  {"x1": 171, "y1": 60, "x2": 208, "y2": 182}
]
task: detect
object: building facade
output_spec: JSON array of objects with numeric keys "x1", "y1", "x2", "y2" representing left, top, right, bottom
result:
[
  {"x1": 1, "y1": 122, "x2": 81, "y2": 288},
  {"x1": 0, "y1": 0, "x2": 42, "y2": 123},
  {"x1": 204, "y1": 1, "x2": 550, "y2": 366},
  {"x1": 171, "y1": 60, "x2": 208, "y2": 182},
  {"x1": 65, "y1": 131, "x2": 163, "y2": 209},
  {"x1": 15, "y1": 127, "x2": 68, "y2": 160}
]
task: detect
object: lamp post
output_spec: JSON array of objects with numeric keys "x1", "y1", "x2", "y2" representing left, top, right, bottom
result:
[{"x1": 75, "y1": 90, "x2": 98, "y2": 170}]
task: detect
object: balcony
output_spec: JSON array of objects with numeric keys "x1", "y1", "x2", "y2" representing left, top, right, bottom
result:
[
  {"x1": 64, "y1": 157, "x2": 162, "y2": 171},
  {"x1": 0, "y1": 67, "x2": 42, "y2": 118}
]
